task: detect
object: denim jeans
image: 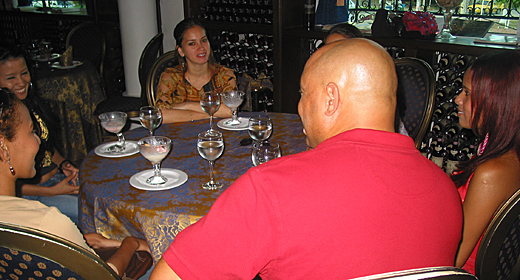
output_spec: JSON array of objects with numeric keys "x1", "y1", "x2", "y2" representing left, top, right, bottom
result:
[{"x1": 24, "y1": 172, "x2": 79, "y2": 225}]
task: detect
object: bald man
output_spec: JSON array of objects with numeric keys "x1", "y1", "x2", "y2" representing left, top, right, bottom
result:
[{"x1": 150, "y1": 39, "x2": 463, "y2": 280}]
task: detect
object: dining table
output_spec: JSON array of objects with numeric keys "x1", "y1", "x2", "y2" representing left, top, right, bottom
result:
[
  {"x1": 33, "y1": 59, "x2": 105, "y2": 166},
  {"x1": 79, "y1": 112, "x2": 307, "y2": 262}
]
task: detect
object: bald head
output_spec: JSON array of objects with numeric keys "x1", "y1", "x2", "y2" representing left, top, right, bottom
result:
[{"x1": 298, "y1": 38, "x2": 397, "y2": 148}]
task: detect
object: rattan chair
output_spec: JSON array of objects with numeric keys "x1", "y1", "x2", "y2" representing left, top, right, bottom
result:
[
  {"x1": 475, "y1": 188, "x2": 520, "y2": 280},
  {"x1": 145, "y1": 50, "x2": 178, "y2": 106},
  {"x1": 94, "y1": 33, "x2": 164, "y2": 141},
  {"x1": 350, "y1": 267, "x2": 478, "y2": 280},
  {"x1": 394, "y1": 57, "x2": 436, "y2": 149},
  {"x1": 66, "y1": 22, "x2": 106, "y2": 77},
  {"x1": 0, "y1": 221, "x2": 120, "y2": 280}
]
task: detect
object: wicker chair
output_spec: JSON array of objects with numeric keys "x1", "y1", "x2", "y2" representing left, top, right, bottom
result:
[
  {"x1": 394, "y1": 57, "x2": 436, "y2": 149},
  {"x1": 145, "y1": 50, "x2": 178, "y2": 106},
  {"x1": 350, "y1": 267, "x2": 478, "y2": 280},
  {"x1": 0, "y1": 221, "x2": 120, "y2": 280},
  {"x1": 475, "y1": 188, "x2": 520, "y2": 280},
  {"x1": 66, "y1": 23, "x2": 106, "y2": 77}
]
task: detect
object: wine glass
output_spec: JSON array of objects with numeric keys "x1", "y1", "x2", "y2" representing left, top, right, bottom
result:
[
  {"x1": 197, "y1": 131, "x2": 224, "y2": 190},
  {"x1": 138, "y1": 136, "x2": 172, "y2": 185},
  {"x1": 252, "y1": 142, "x2": 281, "y2": 166},
  {"x1": 248, "y1": 115, "x2": 273, "y2": 144},
  {"x1": 139, "y1": 106, "x2": 163, "y2": 136},
  {"x1": 435, "y1": 0, "x2": 463, "y2": 40},
  {"x1": 221, "y1": 90, "x2": 245, "y2": 126},
  {"x1": 98, "y1": 111, "x2": 127, "y2": 153},
  {"x1": 39, "y1": 41, "x2": 53, "y2": 66},
  {"x1": 200, "y1": 90, "x2": 221, "y2": 134}
]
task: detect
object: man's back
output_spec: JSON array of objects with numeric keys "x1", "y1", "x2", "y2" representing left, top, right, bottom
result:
[{"x1": 163, "y1": 129, "x2": 462, "y2": 279}]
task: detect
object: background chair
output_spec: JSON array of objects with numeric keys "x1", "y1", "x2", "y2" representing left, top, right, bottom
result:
[
  {"x1": 350, "y1": 266, "x2": 478, "y2": 279},
  {"x1": 95, "y1": 33, "x2": 164, "y2": 141},
  {"x1": 394, "y1": 57, "x2": 436, "y2": 149},
  {"x1": 475, "y1": 188, "x2": 520, "y2": 280},
  {"x1": 0, "y1": 221, "x2": 120, "y2": 280},
  {"x1": 145, "y1": 50, "x2": 178, "y2": 106},
  {"x1": 66, "y1": 22, "x2": 106, "y2": 78}
]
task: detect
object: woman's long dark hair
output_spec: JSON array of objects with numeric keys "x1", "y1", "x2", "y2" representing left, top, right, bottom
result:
[{"x1": 452, "y1": 51, "x2": 520, "y2": 187}]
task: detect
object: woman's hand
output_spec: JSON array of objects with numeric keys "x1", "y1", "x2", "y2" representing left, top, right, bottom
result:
[
  {"x1": 84, "y1": 233, "x2": 122, "y2": 249},
  {"x1": 50, "y1": 172, "x2": 80, "y2": 195}
]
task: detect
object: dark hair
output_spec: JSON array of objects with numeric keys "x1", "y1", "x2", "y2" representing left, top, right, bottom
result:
[
  {"x1": 173, "y1": 18, "x2": 217, "y2": 68},
  {"x1": 327, "y1": 23, "x2": 363, "y2": 40},
  {"x1": 0, "y1": 42, "x2": 27, "y2": 64},
  {"x1": 0, "y1": 88, "x2": 21, "y2": 142},
  {"x1": 452, "y1": 51, "x2": 520, "y2": 187}
]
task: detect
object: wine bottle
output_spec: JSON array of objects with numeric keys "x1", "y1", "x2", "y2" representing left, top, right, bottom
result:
[
  {"x1": 304, "y1": 0, "x2": 316, "y2": 31},
  {"x1": 430, "y1": 137, "x2": 447, "y2": 170}
]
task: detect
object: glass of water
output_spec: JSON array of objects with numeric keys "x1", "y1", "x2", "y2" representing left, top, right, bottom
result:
[
  {"x1": 197, "y1": 131, "x2": 224, "y2": 190},
  {"x1": 139, "y1": 106, "x2": 162, "y2": 136},
  {"x1": 252, "y1": 142, "x2": 281, "y2": 166}
]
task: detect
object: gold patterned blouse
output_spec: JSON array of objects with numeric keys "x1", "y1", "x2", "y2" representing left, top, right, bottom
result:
[
  {"x1": 32, "y1": 111, "x2": 54, "y2": 171},
  {"x1": 155, "y1": 64, "x2": 236, "y2": 108}
]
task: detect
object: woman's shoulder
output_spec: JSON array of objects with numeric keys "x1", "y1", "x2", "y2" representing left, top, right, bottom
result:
[
  {"x1": 471, "y1": 151, "x2": 520, "y2": 195},
  {"x1": 214, "y1": 64, "x2": 235, "y2": 76}
]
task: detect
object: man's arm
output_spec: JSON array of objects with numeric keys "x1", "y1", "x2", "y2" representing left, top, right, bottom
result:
[{"x1": 150, "y1": 258, "x2": 182, "y2": 280}]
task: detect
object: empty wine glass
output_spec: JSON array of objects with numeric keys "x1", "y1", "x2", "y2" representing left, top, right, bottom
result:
[
  {"x1": 98, "y1": 111, "x2": 127, "y2": 153},
  {"x1": 197, "y1": 131, "x2": 224, "y2": 190},
  {"x1": 248, "y1": 115, "x2": 273, "y2": 144},
  {"x1": 200, "y1": 90, "x2": 221, "y2": 134},
  {"x1": 138, "y1": 136, "x2": 172, "y2": 185},
  {"x1": 435, "y1": 0, "x2": 463, "y2": 40},
  {"x1": 252, "y1": 142, "x2": 281, "y2": 166},
  {"x1": 221, "y1": 90, "x2": 245, "y2": 126},
  {"x1": 139, "y1": 106, "x2": 162, "y2": 136}
]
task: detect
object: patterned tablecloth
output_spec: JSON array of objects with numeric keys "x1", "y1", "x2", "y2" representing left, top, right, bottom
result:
[
  {"x1": 34, "y1": 60, "x2": 104, "y2": 166},
  {"x1": 79, "y1": 112, "x2": 307, "y2": 262}
]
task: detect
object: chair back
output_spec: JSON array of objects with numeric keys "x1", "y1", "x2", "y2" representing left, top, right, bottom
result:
[
  {"x1": 145, "y1": 50, "x2": 178, "y2": 106},
  {"x1": 350, "y1": 266, "x2": 478, "y2": 279},
  {"x1": 138, "y1": 33, "x2": 164, "y2": 107},
  {"x1": 394, "y1": 57, "x2": 435, "y2": 149},
  {"x1": 475, "y1": 188, "x2": 520, "y2": 280},
  {"x1": 66, "y1": 23, "x2": 106, "y2": 77},
  {"x1": 0, "y1": 221, "x2": 120, "y2": 280}
]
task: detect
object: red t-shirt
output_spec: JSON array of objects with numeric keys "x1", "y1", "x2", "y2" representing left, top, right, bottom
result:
[{"x1": 164, "y1": 129, "x2": 463, "y2": 279}]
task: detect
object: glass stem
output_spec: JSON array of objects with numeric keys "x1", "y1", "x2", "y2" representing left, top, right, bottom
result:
[
  {"x1": 116, "y1": 132, "x2": 126, "y2": 148},
  {"x1": 208, "y1": 160, "x2": 215, "y2": 183},
  {"x1": 149, "y1": 130, "x2": 154, "y2": 136},
  {"x1": 232, "y1": 109, "x2": 238, "y2": 122},
  {"x1": 153, "y1": 162, "x2": 161, "y2": 177},
  {"x1": 209, "y1": 115, "x2": 214, "y2": 130}
]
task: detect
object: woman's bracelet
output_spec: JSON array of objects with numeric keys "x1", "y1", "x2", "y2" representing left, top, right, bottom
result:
[{"x1": 58, "y1": 159, "x2": 73, "y2": 172}]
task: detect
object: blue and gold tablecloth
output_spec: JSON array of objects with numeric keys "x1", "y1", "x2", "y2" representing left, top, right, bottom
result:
[
  {"x1": 79, "y1": 112, "x2": 307, "y2": 262},
  {"x1": 34, "y1": 60, "x2": 105, "y2": 166}
]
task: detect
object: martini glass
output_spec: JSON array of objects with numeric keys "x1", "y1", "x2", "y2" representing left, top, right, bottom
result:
[
  {"x1": 138, "y1": 136, "x2": 172, "y2": 185},
  {"x1": 436, "y1": 0, "x2": 463, "y2": 40},
  {"x1": 200, "y1": 90, "x2": 221, "y2": 134},
  {"x1": 197, "y1": 131, "x2": 224, "y2": 190},
  {"x1": 98, "y1": 111, "x2": 127, "y2": 153},
  {"x1": 221, "y1": 90, "x2": 245, "y2": 126}
]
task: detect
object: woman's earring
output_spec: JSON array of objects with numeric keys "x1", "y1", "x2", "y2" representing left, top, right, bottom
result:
[
  {"x1": 7, "y1": 153, "x2": 15, "y2": 176},
  {"x1": 477, "y1": 133, "x2": 489, "y2": 156}
]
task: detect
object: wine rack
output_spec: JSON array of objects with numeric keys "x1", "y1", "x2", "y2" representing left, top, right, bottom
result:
[
  {"x1": 198, "y1": 0, "x2": 274, "y2": 25},
  {"x1": 420, "y1": 52, "x2": 478, "y2": 175},
  {"x1": 212, "y1": 31, "x2": 274, "y2": 79}
]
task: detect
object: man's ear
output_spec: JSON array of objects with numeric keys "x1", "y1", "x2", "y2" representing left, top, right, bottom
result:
[
  {"x1": 324, "y1": 82, "x2": 340, "y2": 117},
  {"x1": 0, "y1": 137, "x2": 8, "y2": 163}
]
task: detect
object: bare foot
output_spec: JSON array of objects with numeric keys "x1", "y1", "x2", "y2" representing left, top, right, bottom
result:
[{"x1": 84, "y1": 233, "x2": 122, "y2": 249}]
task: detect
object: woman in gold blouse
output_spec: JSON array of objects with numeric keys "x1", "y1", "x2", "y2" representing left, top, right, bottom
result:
[{"x1": 156, "y1": 18, "x2": 235, "y2": 123}]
